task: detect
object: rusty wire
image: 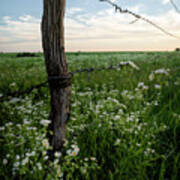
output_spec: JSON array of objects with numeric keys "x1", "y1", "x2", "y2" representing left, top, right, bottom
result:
[
  {"x1": 100, "y1": 0, "x2": 180, "y2": 39},
  {"x1": 0, "y1": 62, "x2": 133, "y2": 102},
  {"x1": 170, "y1": 0, "x2": 180, "y2": 13}
]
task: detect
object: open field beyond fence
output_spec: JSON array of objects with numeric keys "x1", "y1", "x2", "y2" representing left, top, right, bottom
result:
[{"x1": 0, "y1": 51, "x2": 180, "y2": 179}]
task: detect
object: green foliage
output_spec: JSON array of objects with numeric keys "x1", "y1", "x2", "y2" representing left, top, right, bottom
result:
[{"x1": 0, "y1": 52, "x2": 180, "y2": 179}]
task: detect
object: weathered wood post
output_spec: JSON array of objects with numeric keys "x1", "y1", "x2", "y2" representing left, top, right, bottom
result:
[{"x1": 42, "y1": 0, "x2": 70, "y2": 151}]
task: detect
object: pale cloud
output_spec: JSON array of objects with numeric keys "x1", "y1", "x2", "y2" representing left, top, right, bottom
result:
[
  {"x1": 67, "y1": 8, "x2": 83, "y2": 16},
  {"x1": 0, "y1": 15, "x2": 41, "y2": 52},
  {"x1": 65, "y1": 7, "x2": 180, "y2": 51},
  {"x1": 162, "y1": 0, "x2": 170, "y2": 5},
  {"x1": 18, "y1": 15, "x2": 40, "y2": 23},
  {"x1": 0, "y1": 6, "x2": 180, "y2": 52}
]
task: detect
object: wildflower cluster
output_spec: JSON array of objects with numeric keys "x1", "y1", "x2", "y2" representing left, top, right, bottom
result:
[{"x1": 1, "y1": 52, "x2": 180, "y2": 179}]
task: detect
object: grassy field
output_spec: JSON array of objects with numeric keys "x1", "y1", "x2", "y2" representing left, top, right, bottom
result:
[{"x1": 0, "y1": 51, "x2": 180, "y2": 179}]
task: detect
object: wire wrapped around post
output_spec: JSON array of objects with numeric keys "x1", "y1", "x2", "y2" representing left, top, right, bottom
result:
[{"x1": 48, "y1": 74, "x2": 72, "y2": 89}]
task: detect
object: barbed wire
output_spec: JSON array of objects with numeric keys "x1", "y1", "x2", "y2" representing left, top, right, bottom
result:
[
  {"x1": 170, "y1": 0, "x2": 180, "y2": 14},
  {"x1": 1, "y1": 61, "x2": 180, "y2": 102},
  {"x1": 0, "y1": 62, "x2": 138, "y2": 102},
  {"x1": 0, "y1": 81, "x2": 48, "y2": 102},
  {"x1": 100, "y1": 0, "x2": 180, "y2": 39}
]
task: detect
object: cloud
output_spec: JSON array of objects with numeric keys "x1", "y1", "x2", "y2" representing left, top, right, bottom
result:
[
  {"x1": 110, "y1": 0, "x2": 117, "y2": 2},
  {"x1": 162, "y1": 0, "x2": 170, "y2": 5},
  {"x1": 0, "y1": 5, "x2": 180, "y2": 52},
  {"x1": 65, "y1": 7, "x2": 180, "y2": 51},
  {"x1": 0, "y1": 15, "x2": 41, "y2": 52},
  {"x1": 67, "y1": 8, "x2": 83, "y2": 16}
]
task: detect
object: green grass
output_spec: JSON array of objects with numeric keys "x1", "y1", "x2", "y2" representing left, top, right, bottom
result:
[{"x1": 0, "y1": 51, "x2": 180, "y2": 179}]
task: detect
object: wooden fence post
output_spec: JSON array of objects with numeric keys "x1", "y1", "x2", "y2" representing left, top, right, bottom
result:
[{"x1": 42, "y1": 0, "x2": 70, "y2": 151}]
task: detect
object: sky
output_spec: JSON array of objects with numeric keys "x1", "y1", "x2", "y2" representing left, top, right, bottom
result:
[{"x1": 0, "y1": 0, "x2": 180, "y2": 52}]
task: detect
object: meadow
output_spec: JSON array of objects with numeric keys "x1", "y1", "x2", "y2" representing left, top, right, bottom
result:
[{"x1": 0, "y1": 51, "x2": 180, "y2": 180}]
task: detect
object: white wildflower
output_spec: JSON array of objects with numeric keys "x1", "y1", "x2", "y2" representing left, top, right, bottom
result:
[
  {"x1": 6, "y1": 154, "x2": 10, "y2": 158},
  {"x1": 137, "y1": 125, "x2": 141, "y2": 131},
  {"x1": 56, "y1": 166, "x2": 63, "y2": 178},
  {"x1": 44, "y1": 156, "x2": 48, "y2": 160},
  {"x1": 121, "y1": 90, "x2": 128, "y2": 96},
  {"x1": 71, "y1": 144, "x2": 76, "y2": 149},
  {"x1": 5, "y1": 122, "x2": 13, "y2": 127},
  {"x1": 23, "y1": 119, "x2": 30, "y2": 125},
  {"x1": 81, "y1": 168, "x2": 87, "y2": 174},
  {"x1": 0, "y1": 127, "x2": 5, "y2": 131},
  {"x1": 174, "y1": 81, "x2": 179, "y2": 85},
  {"x1": 22, "y1": 157, "x2": 29, "y2": 166},
  {"x1": 55, "y1": 151, "x2": 62, "y2": 158},
  {"x1": 136, "y1": 143, "x2": 141, "y2": 147},
  {"x1": 143, "y1": 85, "x2": 149, "y2": 90},
  {"x1": 90, "y1": 157, "x2": 96, "y2": 161},
  {"x1": 128, "y1": 61, "x2": 140, "y2": 70},
  {"x1": 112, "y1": 98, "x2": 119, "y2": 104},
  {"x1": 114, "y1": 115, "x2": 120, "y2": 120},
  {"x1": 120, "y1": 62, "x2": 128, "y2": 66},
  {"x1": 16, "y1": 155, "x2": 20, "y2": 160},
  {"x1": 63, "y1": 140, "x2": 68, "y2": 147},
  {"x1": 67, "y1": 145, "x2": 80, "y2": 156},
  {"x1": 66, "y1": 149, "x2": 72, "y2": 156},
  {"x1": 9, "y1": 97, "x2": 20, "y2": 103},
  {"x1": 27, "y1": 127, "x2": 37, "y2": 131},
  {"x1": 138, "y1": 82, "x2": 144, "y2": 87},
  {"x1": 42, "y1": 151, "x2": 47, "y2": 156},
  {"x1": 29, "y1": 151, "x2": 36, "y2": 156},
  {"x1": 14, "y1": 162, "x2": 20, "y2": 168},
  {"x1": 149, "y1": 73, "x2": 154, "y2": 81},
  {"x1": 154, "y1": 101, "x2": 158, "y2": 106},
  {"x1": 10, "y1": 82, "x2": 16, "y2": 87},
  {"x1": 72, "y1": 146, "x2": 80, "y2": 156},
  {"x1": 114, "y1": 139, "x2": 121, "y2": 146},
  {"x1": 54, "y1": 159, "x2": 59, "y2": 165},
  {"x1": 42, "y1": 139, "x2": 49, "y2": 148},
  {"x1": 37, "y1": 163, "x2": 42, "y2": 170},
  {"x1": 40, "y1": 119, "x2": 51, "y2": 126},
  {"x1": 154, "y1": 68, "x2": 169, "y2": 75},
  {"x1": 71, "y1": 117, "x2": 76, "y2": 121},
  {"x1": 154, "y1": 84, "x2": 161, "y2": 89},
  {"x1": 3, "y1": 159, "x2": 8, "y2": 165},
  {"x1": 137, "y1": 82, "x2": 149, "y2": 90},
  {"x1": 119, "y1": 103, "x2": 127, "y2": 109},
  {"x1": 118, "y1": 109, "x2": 124, "y2": 115}
]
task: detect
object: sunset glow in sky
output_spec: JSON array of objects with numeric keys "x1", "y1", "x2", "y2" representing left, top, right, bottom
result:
[{"x1": 0, "y1": 0, "x2": 180, "y2": 52}]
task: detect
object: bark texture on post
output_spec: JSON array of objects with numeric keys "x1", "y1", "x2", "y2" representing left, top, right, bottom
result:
[{"x1": 42, "y1": 0, "x2": 70, "y2": 151}]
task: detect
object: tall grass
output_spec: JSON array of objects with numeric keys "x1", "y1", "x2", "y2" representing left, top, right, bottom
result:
[{"x1": 0, "y1": 52, "x2": 180, "y2": 179}]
